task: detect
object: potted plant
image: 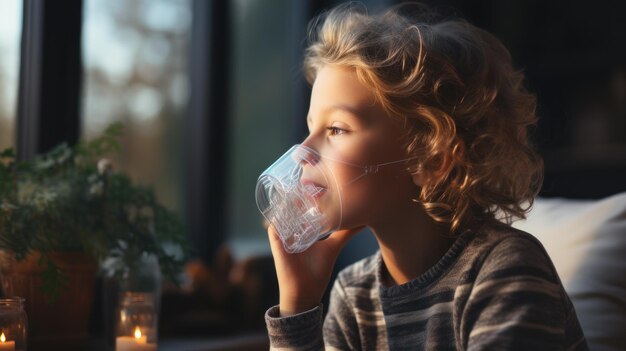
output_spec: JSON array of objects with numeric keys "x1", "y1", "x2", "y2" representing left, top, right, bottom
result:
[{"x1": 0, "y1": 123, "x2": 189, "y2": 350}]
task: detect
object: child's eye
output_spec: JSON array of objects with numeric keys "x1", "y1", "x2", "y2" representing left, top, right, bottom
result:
[{"x1": 326, "y1": 126, "x2": 347, "y2": 136}]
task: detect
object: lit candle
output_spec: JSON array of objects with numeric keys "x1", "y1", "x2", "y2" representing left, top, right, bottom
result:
[
  {"x1": 0, "y1": 333, "x2": 15, "y2": 351},
  {"x1": 115, "y1": 327, "x2": 156, "y2": 351}
]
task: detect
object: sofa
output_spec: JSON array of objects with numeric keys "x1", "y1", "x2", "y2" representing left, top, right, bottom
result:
[{"x1": 513, "y1": 192, "x2": 626, "y2": 351}]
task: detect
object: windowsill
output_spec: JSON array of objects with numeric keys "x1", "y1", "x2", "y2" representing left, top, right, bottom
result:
[
  {"x1": 88, "y1": 332, "x2": 269, "y2": 351},
  {"x1": 158, "y1": 332, "x2": 268, "y2": 351},
  {"x1": 227, "y1": 237, "x2": 271, "y2": 261}
]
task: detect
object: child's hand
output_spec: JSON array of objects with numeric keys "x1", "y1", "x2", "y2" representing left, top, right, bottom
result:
[{"x1": 267, "y1": 224, "x2": 363, "y2": 317}]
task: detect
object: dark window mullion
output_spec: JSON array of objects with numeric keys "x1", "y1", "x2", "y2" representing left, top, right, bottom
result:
[
  {"x1": 17, "y1": 0, "x2": 83, "y2": 161},
  {"x1": 16, "y1": 0, "x2": 44, "y2": 160},
  {"x1": 185, "y1": 0, "x2": 231, "y2": 263}
]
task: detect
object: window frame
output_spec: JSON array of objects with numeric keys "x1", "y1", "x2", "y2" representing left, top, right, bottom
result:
[{"x1": 14, "y1": 0, "x2": 342, "y2": 262}]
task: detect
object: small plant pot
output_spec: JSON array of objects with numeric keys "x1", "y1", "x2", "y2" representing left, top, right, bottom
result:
[{"x1": 0, "y1": 250, "x2": 97, "y2": 351}]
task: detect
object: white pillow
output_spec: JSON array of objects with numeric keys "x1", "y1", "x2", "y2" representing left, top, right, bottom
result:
[{"x1": 513, "y1": 192, "x2": 626, "y2": 351}]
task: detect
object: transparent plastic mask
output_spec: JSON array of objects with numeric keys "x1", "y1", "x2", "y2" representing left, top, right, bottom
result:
[{"x1": 255, "y1": 144, "x2": 413, "y2": 253}]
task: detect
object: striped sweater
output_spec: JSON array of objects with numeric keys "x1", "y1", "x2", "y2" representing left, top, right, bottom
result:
[{"x1": 265, "y1": 223, "x2": 588, "y2": 350}]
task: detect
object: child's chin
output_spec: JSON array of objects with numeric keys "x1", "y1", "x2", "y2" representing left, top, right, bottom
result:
[{"x1": 319, "y1": 213, "x2": 341, "y2": 231}]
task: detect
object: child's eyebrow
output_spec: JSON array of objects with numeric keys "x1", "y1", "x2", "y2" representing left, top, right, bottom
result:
[{"x1": 307, "y1": 104, "x2": 364, "y2": 126}]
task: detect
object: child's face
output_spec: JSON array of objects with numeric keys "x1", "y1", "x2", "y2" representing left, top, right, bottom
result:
[{"x1": 302, "y1": 65, "x2": 417, "y2": 230}]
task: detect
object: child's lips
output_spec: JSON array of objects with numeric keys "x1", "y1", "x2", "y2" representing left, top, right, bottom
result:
[{"x1": 301, "y1": 178, "x2": 327, "y2": 198}]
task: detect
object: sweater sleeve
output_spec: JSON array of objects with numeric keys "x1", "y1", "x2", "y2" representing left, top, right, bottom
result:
[
  {"x1": 462, "y1": 236, "x2": 588, "y2": 351},
  {"x1": 264, "y1": 277, "x2": 362, "y2": 351},
  {"x1": 265, "y1": 304, "x2": 324, "y2": 350},
  {"x1": 323, "y1": 279, "x2": 361, "y2": 350}
]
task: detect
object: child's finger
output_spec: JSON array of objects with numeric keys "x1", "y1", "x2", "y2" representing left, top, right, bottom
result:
[{"x1": 267, "y1": 224, "x2": 286, "y2": 255}]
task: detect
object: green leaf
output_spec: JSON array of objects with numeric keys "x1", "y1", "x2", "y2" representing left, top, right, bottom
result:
[
  {"x1": 0, "y1": 148, "x2": 16, "y2": 159},
  {"x1": 0, "y1": 122, "x2": 189, "y2": 298}
]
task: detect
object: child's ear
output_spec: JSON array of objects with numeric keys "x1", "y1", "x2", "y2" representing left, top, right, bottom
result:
[
  {"x1": 411, "y1": 170, "x2": 427, "y2": 187},
  {"x1": 411, "y1": 154, "x2": 452, "y2": 187},
  {"x1": 410, "y1": 163, "x2": 429, "y2": 187}
]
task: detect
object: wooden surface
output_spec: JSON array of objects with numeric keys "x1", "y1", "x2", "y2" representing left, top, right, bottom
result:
[
  {"x1": 158, "y1": 332, "x2": 269, "y2": 351},
  {"x1": 87, "y1": 332, "x2": 269, "y2": 351}
]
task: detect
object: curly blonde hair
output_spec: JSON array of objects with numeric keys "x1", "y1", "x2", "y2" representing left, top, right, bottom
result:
[{"x1": 304, "y1": 3, "x2": 543, "y2": 233}]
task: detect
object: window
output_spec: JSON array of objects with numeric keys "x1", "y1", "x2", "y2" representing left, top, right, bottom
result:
[
  {"x1": 227, "y1": 0, "x2": 303, "y2": 256},
  {"x1": 81, "y1": 0, "x2": 192, "y2": 212},
  {"x1": 0, "y1": 0, "x2": 22, "y2": 151}
]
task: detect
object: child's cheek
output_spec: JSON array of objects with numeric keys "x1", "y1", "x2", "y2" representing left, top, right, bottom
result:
[{"x1": 335, "y1": 179, "x2": 378, "y2": 228}]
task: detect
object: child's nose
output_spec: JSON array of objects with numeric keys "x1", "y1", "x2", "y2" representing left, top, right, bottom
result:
[{"x1": 294, "y1": 143, "x2": 321, "y2": 166}]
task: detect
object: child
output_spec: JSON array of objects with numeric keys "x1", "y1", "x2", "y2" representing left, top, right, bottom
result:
[{"x1": 264, "y1": 3, "x2": 588, "y2": 350}]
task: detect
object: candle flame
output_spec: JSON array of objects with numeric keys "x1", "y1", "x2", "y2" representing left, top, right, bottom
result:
[
  {"x1": 134, "y1": 326, "x2": 142, "y2": 339},
  {"x1": 0, "y1": 332, "x2": 5, "y2": 343}
]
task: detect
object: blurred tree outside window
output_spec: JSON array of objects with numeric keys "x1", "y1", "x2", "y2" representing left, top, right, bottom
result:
[
  {"x1": 0, "y1": 0, "x2": 22, "y2": 151},
  {"x1": 81, "y1": 0, "x2": 191, "y2": 213}
]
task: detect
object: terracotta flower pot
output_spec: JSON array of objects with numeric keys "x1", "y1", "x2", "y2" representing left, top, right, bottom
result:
[{"x1": 0, "y1": 251, "x2": 98, "y2": 351}]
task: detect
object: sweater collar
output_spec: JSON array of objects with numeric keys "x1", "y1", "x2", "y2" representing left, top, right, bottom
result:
[{"x1": 376, "y1": 229, "x2": 475, "y2": 298}]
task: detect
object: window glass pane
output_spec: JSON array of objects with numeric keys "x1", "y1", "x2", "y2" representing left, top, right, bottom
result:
[
  {"x1": 81, "y1": 0, "x2": 192, "y2": 212},
  {"x1": 228, "y1": 0, "x2": 299, "y2": 255},
  {"x1": 0, "y1": 0, "x2": 22, "y2": 150}
]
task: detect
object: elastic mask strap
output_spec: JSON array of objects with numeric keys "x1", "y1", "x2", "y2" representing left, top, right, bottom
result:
[{"x1": 343, "y1": 156, "x2": 418, "y2": 186}]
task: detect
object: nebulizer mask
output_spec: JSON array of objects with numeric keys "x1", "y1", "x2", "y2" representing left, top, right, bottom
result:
[{"x1": 255, "y1": 144, "x2": 413, "y2": 253}]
